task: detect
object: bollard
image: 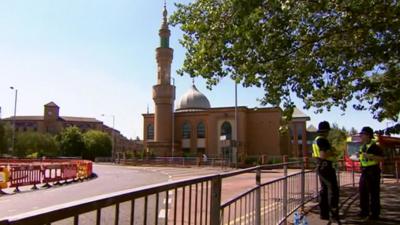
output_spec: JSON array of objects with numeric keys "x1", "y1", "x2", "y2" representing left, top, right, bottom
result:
[
  {"x1": 352, "y1": 160, "x2": 355, "y2": 187},
  {"x1": 283, "y1": 162, "x2": 288, "y2": 225},
  {"x1": 396, "y1": 160, "x2": 399, "y2": 183},
  {"x1": 301, "y1": 160, "x2": 305, "y2": 211},
  {"x1": 380, "y1": 162, "x2": 384, "y2": 184},
  {"x1": 255, "y1": 167, "x2": 261, "y2": 225},
  {"x1": 315, "y1": 169, "x2": 319, "y2": 201},
  {"x1": 210, "y1": 176, "x2": 222, "y2": 225}
]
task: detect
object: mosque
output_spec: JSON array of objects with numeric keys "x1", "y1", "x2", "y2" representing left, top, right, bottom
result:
[{"x1": 142, "y1": 6, "x2": 310, "y2": 162}]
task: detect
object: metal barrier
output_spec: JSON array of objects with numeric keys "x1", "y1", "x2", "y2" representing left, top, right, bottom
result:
[{"x1": 0, "y1": 159, "x2": 359, "y2": 225}]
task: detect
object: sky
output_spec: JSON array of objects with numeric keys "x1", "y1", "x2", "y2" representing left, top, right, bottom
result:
[{"x1": 0, "y1": 0, "x2": 394, "y2": 139}]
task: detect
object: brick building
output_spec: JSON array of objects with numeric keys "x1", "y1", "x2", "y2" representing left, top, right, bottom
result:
[
  {"x1": 2, "y1": 102, "x2": 142, "y2": 158},
  {"x1": 142, "y1": 6, "x2": 310, "y2": 162}
]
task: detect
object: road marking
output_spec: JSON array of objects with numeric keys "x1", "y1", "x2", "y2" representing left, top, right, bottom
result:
[{"x1": 223, "y1": 202, "x2": 279, "y2": 225}]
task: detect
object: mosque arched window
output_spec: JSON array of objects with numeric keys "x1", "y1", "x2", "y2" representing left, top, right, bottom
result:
[
  {"x1": 221, "y1": 121, "x2": 232, "y2": 140},
  {"x1": 147, "y1": 124, "x2": 154, "y2": 140},
  {"x1": 182, "y1": 122, "x2": 191, "y2": 139},
  {"x1": 197, "y1": 122, "x2": 206, "y2": 138}
]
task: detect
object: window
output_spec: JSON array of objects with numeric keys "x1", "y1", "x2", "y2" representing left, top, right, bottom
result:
[
  {"x1": 182, "y1": 122, "x2": 191, "y2": 139},
  {"x1": 221, "y1": 121, "x2": 232, "y2": 140},
  {"x1": 147, "y1": 124, "x2": 154, "y2": 140},
  {"x1": 297, "y1": 125, "x2": 303, "y2": 140},
  {"x1": 197, "y1": 122, "x2": 206, "y2": 138}
]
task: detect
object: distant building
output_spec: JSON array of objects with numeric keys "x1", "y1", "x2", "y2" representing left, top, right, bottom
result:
[
  {"x1": 142, "y1": 6, "x2": 310, "y2": 161},
  {"x1": 2, "y1": 102, "x2": 142, "y2": 158}
]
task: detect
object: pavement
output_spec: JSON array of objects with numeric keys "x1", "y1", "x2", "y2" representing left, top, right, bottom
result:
[{"x1": 302, "y1": 179, "x2": 400, "y2": 225}]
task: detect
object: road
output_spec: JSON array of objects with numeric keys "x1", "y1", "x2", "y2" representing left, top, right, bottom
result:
[
  {"x1": 0, "y1": 164, "x2": 232, "y2": 220},
  {"x1": 1, "y1": 164, "x2": 301, "y2": 224}
]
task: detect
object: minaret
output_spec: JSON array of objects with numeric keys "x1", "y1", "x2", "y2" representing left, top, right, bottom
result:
[{"x1": 152, "y1": 3, "x2": 175, "y2": 145}]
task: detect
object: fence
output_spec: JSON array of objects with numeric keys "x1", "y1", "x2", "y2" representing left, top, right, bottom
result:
[
  {"x1": 0, "y1": 159, "x2": 360, "y2": 225},
  {"x1": 0, "y1": 159, "x2": 93, "y2": 193}
]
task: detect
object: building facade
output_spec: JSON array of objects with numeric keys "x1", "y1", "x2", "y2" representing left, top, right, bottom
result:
[
  {"x1": 2, "y1": 102, "x2": 142, "y2": 158},
  {"x1": 142, "y1": 7, "x2": 310, "y2": 161}
]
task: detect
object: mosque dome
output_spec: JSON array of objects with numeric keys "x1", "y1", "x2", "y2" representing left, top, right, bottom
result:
[{"x1": 176, "y1": 85, "x2": 211, "y2": 111}]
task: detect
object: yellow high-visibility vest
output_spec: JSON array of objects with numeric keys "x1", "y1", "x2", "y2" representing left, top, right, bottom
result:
[
  {"x1": 359, "y1": 141, "x2": 379, "y2": 167},
  {"x1": 312, "y1": 136, "x2": 336, "y2": 162}
]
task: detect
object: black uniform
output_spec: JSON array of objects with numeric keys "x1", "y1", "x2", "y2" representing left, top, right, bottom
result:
[
  {"x1": 316, "y1": 137, "x2": 339, "y2": 220},
  {"x1": 359, "y1": 143, "x2": 383, "y2": 218}
]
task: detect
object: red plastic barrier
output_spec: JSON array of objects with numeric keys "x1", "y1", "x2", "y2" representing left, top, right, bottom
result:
[
  {"x1": 9, "y1": 165, "x2": 41, "y2": 188},
  {"x1": 61, "y1": 164, "x2": 77, "y2": 180},
  {"x1": 0, "y1": 159, "x2": 93, "y2": 191},
  {"x1": 42, "y1": 165, "x2": 63, "y2": 184},
  {"x1": 86, "y1": 162, "x2": 93, "y2": 177}
]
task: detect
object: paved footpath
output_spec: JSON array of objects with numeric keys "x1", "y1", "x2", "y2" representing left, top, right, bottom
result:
[{"x1": 303, "y1": 179, "x2": 400, "y2": 225}]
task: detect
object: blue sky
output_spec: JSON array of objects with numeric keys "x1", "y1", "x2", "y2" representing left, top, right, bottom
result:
[{"x1": 0, "y1": 1, "x2": 394, "y2": 139}]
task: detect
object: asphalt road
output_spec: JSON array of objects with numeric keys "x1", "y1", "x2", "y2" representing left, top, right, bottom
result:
[
  {"x1": 0, "y1": 164, "x2": 300, "y2": 224},
  {"x1": 0, "y1": 164, "x2": 233, "y2": 220}
]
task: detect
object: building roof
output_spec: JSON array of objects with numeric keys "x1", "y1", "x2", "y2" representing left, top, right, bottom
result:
[
  {"x1": 2, "y1": 116, "x2": 101, "y2": 123},
  {"x1": 45, "y1": 101, "x2": 59, "y2": 107},
  {"x1": 307, "y1": 125, "x2": 317, "y2": 132},
  {"x1": 61, "y1": 116, "x2": 101, "y2": 123},
  {"x1": 176, "y1": 85, "x2": 211, "y2": 111},
  {"x1": 292, "y1": 107, "x2": 310, "y2": 120},
  {"x1": 3, "y1": 116, "x2": 44, "y2": 121}
]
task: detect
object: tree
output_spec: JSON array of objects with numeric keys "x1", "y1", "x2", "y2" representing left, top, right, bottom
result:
[
  {"x1": 82, "y1": 130, "x2": 112, "y2": 160},
  {"x1": 349, "y1": 127, "x2": 358, "y2": 136},
  {"x1": 327, "y1": 123, "x2": 348, "y2": 159},
  {"x1": 58, "y1": 126, "x2": 85, "y2": 157},
  {"x1": 171, "y1": 0, "x2": 400, "y2": 129},
  {"x1": 14, "y1": 132, "x2": 59, "y2": 157},
  {"x1": 0, "y1": 122, "x2": 12, "y2": 155}
]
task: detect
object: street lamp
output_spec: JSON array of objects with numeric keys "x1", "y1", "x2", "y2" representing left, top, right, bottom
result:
[
  {"x1": 233, "y1": 80, "x2": 238, "y2": 168},
  {"x1": 101, "y1": 114, "x2": 115, "y2": 162},
  {"x1": 171, "y1": 77, "x2": 175, "y2": 158},
  {"x1": 10, "y1": 86, "x2": 18, "y2": 154}
]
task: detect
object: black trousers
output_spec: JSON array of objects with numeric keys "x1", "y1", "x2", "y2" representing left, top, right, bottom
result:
[
  {"x1": 359, "y1": 165, "x2": 381, "y2": 216},
  {"x1": 317, "y1": 162, "x2": 339, "y2": 218}
]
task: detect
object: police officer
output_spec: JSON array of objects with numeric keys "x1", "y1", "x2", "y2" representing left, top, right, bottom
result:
[
  {"x1": 312, "y1": 121, "x2": 339, "y2": 221},
  {"x1": 358, "y1": 126, "x2": 384, "y2": 220}
]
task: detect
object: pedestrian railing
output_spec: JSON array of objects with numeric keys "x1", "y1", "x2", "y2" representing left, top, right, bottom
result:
[{"x1": 0, "y1": 159, "x2": 360, "y2": 225}]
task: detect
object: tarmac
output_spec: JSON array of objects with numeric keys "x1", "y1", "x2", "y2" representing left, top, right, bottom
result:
[{"x1": 301, "y1": 179, "x2": 400, "y2": 225}]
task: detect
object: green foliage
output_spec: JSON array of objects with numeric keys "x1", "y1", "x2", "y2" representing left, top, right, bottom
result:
[
  {"x1": 82, "y1": 130, "x2": 112, "y2": 160},
  {"x1": 57, "y1": 126, "x2": 85, "y2": 157},
  {"x1": 244, "y1": 156, "x2": 259, "y2": 165},
  {"x1": 328, "y1": 123, "x2": 348, "y2": 159},
  {"x1": 171, "y1": 0, "x2": 400, "y2": 127},
  {"x1": 349, "y1": 127, "x2": 358, "y2": 135},
  {"x1": 0, "y1": 122, "x2": 12, "y2": 155},
  {"x1": 14, "y1": 132, "x2": 59, "y2": 157},
  {"x1": 267, "y1": 156, "x2": 283, "y2": 164}
]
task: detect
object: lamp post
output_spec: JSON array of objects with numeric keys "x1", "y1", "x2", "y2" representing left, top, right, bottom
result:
[
  {"x1": 10, "y1": 87, "x2": 18, "y2": 154},
  {"x1": 233, "y1": 80, "x2": 238, "y2": 168},
  {"x1": 171, "y1": 77, "x2": 175, "y2": 158},
  {"x1": 102, "y1": 114, "x2": 115, "y2": 162}
]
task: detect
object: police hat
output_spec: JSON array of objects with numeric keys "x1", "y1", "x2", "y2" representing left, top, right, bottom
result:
[
  {"x1": 360, "y1": 126, "x2": 374, "y2": 138},
  {"x1": 317, "y1": 121, "x2": 331, "y2": 132}
]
